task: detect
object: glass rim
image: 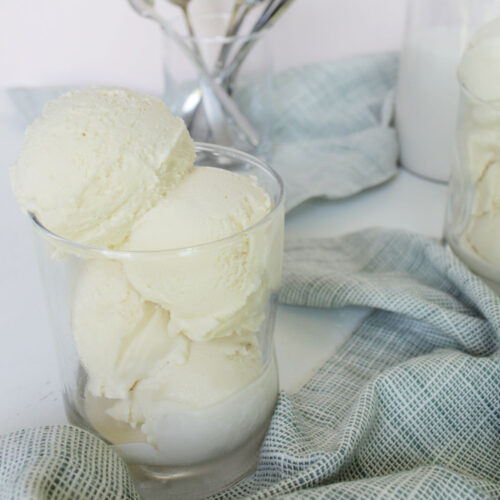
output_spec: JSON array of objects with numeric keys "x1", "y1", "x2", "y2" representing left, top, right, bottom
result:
[
  {"x1": 30, "y1": 142, "x2": 284, "y2": 259},
  {"x1": 165, "y1": 11, "x2": 271, "y2": 43}
]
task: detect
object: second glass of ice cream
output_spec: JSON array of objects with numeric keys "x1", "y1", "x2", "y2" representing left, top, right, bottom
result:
[
  {"x1": 445, "y1": 18, "x2": 500, "y2": 292},
  {"x1": 11, "y1": 88, "x2": 284, "y2": 492}
]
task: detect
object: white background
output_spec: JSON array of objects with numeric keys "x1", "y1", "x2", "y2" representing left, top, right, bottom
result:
[
  {"x1": 0, "y1": 0, "x2": 406, "y2": 91},
  {"x1": 0, "y1": 0, "x2": 451, "y2": 437}
]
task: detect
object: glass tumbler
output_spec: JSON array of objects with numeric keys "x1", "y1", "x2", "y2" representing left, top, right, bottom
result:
[
  {"x1": 32, "y1": 144, "x2": 284, "y2": 499},
  {"x1": 162, "y1": 12, "x2": 273, "y2": 160},
  {"x1": 445, "y1": 80, "x2": 500, "y2": 293}
]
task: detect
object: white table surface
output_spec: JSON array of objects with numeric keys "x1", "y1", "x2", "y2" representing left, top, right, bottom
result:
[{"x1": 0, "y1": 0, "x2": 449, "y2": 437}]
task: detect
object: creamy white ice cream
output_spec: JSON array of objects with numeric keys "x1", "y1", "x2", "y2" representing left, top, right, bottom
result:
[
  {"x1": 459, "y1": 18, "x2": 500, "y2": 103},
  {"x1": 10, "y1": 87, "x2": 281, "y2": 461},
  {"x1": 73, "y1": 258, "x2": 268, "y2": 446},
  {"x1": 124, "y1": 166, "x2": 272, "y2": 341},
  {"x1": 108, "y1": 333, "x2": 263, "y2": 436},
  {"x1": 72, "y1": 259, "x2": 189, "y2": 400},
  {"x1": 455, "y1": 18, "x2": 500, "y2": 268},
  {"x1": 86, "y1": 358, "x2": 278, "y2": 466},
  {"x1": 10, "y1": 87, "x2": 194, "y2": 248}
]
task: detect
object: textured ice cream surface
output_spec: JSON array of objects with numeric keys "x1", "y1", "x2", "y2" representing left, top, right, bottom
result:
[
  {"x1": 124, "y1": 166, "x2": 273, "y2": 341},
  {"x1": 466, "y1": 212, "x2": 500, "y2": 265},
  {"x1": 459, "y1": 18, "x2": 500, "y2": 102},
  {"x1": 74, "y1": 258, "x2": 274, "y2": 450},
  {"x1": 126, "y1": 166, "x2": 271, "y2": 250},
  {"x1": 10, "y1": 87, "x2": 194, "y2": 248},
  {"x1": 86, "y1": 357, "x2": 279, "y2": 466},
  {"x1": 470, "y1": 161, "x2": 500, "y2": 215},
  {"x1": 454, "y1": 18, "x2": 500, "y2": 269},
  {"x1": 462, "y1": 115, "x2": 500, "y2": 182},
  {"x1": 72, "y1": 259, "x2": 189, "y2": 399},
  {"x1": 107, "y1": 333, "x2": 263, "y2": 442}
]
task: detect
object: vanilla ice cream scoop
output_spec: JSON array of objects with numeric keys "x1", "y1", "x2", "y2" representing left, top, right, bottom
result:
[
  {"x1": 455, "y1": 18, "x2": 500, "y2": 267},
  {"x1": 107, "y1": 333, "x2": 263, "y2": 436},
  {"x1": 10, "y1": 87, "x2": 194, "y2": 248},
  {"x1": 72, "y1": 259, "x2": 189, "y2": 399},
  {"x1": 124, "y1": 167, "x2": 273, "y2": 341},
  {"x1": 459, "y1": 17, "x2": 500, "y2": 102}
]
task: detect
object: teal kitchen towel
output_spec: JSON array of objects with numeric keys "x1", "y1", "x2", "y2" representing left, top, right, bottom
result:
[
  {"x1": 216, "y1": 228, "x2": 500, "y2": 499},
  {"x1": 268, "y1": 53, "x2": 398, "y2": 211},
  {"x1": 1, "y1": 228, "x2": 499, "y2": 499},
  {"x1": 0, "y1": 426, "x2": 140, "y2": 500},
  {"x1": 6, "y1": 53, "x2": 399, "y2": 213}
]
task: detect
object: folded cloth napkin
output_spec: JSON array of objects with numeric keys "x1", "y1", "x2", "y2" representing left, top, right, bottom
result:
[
  {"x1": 267, "y1": 53, "x2": 398, "y2": 211},
  {"x1": 0, "y1": 426, "x2": 140, "y2": 500},
  {"x1": 219, "y1": 229, "x2": 500, "y2": 499},
  {"x1": 6, "y1": 53, "x2": 399, "y2": 213},
  {"x1": 1, "y1": 229, "x2": 499, "y2": 499}
]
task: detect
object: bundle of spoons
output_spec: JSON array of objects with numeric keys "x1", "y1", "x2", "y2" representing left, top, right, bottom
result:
[{"x1": 129, "y1": 0, "x2": 295, "y2": 149}]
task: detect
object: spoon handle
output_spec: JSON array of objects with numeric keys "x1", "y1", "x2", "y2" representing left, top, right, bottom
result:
[
  {"x1": 214, "y1": 0, "x2": 246, "y2": 74},
  {"x1": 182, "y1": 0, "x2": 293, "y2": 137},
  {"x1": 223, "y1": 0, "x2": 294, "y2": 83}
]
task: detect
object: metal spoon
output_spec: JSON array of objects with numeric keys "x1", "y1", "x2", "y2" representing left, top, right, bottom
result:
[
  {"x1": 128, "y1": 0, "x2": 260, "y2": 146},
  {"x1": 223, "y1": 0, "x2": 295, "y2": 83},
  {"x1": 164, "y1": 0, "x2": 229, "y2": 142},
  {"x1": 167, "y1": 0, "x2": 190, "y2": 8},
  {"x1": 215, "y1": 0, "x2": 265, "y2": 73},
  {"x1": 180, "y1": 0, "x2": 294, "y2": 124},
  {"x1": 183, "y1": 0, "x2": 264, "y2": 127},
  {"x1": 166, "y1": 0, "x2": 200, "y2": 58}
]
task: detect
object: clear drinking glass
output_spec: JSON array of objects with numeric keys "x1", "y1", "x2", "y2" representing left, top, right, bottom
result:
[
  {"x1": 32, "y1": 144, "x2": 284, "y2": 499},
  {"x1": 162, "y1": 13, "x2": 273, "y2": 160},
  {"x1": 445, "y1": 82, "x2": 500, "y2": 293}
]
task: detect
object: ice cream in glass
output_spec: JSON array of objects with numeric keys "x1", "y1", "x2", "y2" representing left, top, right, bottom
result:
[
  {"x1": 10, "y1": 87, "x2": 284, "y2": 497},
  {"x1": 446, "y1": 18, "x2": 500, "y2": 292}
]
